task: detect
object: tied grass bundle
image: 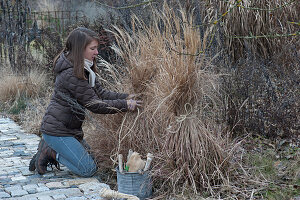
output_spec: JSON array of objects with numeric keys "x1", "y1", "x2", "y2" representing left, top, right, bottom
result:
[{"x1": 87, "y1": 2, "x2": 234, "y2": 195}]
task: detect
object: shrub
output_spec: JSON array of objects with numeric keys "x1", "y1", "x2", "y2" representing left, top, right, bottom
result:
[
  {"x1": 86, "y1": 2, "x2": 235, "y2": 195},
  {"x1": 32, "y1": 27, "x2": 63, "y2": 76},
  {"x1": 201, "y1": 0, "x2": 300, "y2": 138},
  {"x1": 8, "y1": 96, "x2": 27, "y2": 115}
]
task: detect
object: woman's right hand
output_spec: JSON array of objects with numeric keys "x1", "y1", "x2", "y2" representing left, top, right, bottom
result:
[{"x1": 127, "y1": 99, "x2": 143, "y2": 111}]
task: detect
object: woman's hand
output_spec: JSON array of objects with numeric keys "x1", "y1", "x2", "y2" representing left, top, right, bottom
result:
[{"x1": 126, "y1": 99, "x2": 143, "y2": 111}]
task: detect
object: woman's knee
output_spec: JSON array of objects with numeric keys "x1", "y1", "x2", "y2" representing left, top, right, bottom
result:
[
  {"x1": 79, "y1": 163, "x2": 97, "y2": 177},
  {"x1": 74, "y1": 158, "x2": 97, "y2": 177}
]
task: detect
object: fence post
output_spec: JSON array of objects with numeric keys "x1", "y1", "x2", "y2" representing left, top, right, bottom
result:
[
  {"x1": 48, "y1": 11, "x2": 50, "y2": 27},
  {"x1": 41, "y1": 12, "x2": 44, "y2": 28},
  {"x1": 62, "y1": 11, "x2": 64, "y2": 36},
  {"x1": 54, "y1": 11, "x2": 58, "y2": 32}
]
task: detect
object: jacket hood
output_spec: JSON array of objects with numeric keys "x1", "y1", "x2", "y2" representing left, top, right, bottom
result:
[{"x1": 54, "y1": 53, "x2": 73, "y2": 74}]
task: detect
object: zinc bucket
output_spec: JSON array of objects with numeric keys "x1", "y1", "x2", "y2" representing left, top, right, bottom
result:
[{"x1": 116, "y1": 167, "x2": 152, "y2": 199}]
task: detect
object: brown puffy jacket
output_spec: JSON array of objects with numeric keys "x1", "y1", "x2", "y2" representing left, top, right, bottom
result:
[{"x1": 40, "y1": 53, "x2": 128, "y2": 139}]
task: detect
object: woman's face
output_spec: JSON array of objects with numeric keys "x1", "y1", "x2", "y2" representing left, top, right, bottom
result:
[{"x1": 84, "y1": 39, "x2": 99, "y2": 61}]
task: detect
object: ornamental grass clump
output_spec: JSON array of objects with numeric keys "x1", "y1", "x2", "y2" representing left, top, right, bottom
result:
[
  {"x1": 87, "y1": 3, "x2": 234, "y2": 195},
  {"x1": 218, "y1": 0, "x2": 299, "y2": 60}
]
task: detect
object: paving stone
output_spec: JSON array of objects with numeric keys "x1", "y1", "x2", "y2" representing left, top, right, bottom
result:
[
  {"x1": 84, "y1": 193, "x2": 106, "y2": 199},
  {"x1": 0, "y1": 147, "x2": 9, "y2": 152},
  {"x1": 52, "y1": 194, "x2": 66, "y2": 199},
  {"x1": 6, "y1": 171, "x2": 20, "y2": 176},
  {"x1": 65, "y1": 197, "x2": 87, "y2": 200},
  {"x1": 0, "y1": 150, "x2": 14, "y2": 156},
  {"x1": 60, "y1": 188, "x2": 84, "y2": 197},
  {"x1": 11, "y1": 189, "x2": 28, "y2": 196},
  {"x1": 28, "y1": 189, "x2": 37, "y2": 194},
  {"x1": 5, "y1": 129, "x2": 20, "y2": 134},
  {"x1": 64, "y1": 177, "x2": 100, "y2": 187},
  {"x1": 7, "y1": 196, "x2": 38, "y2": 200},
  {"x1": 4, "y1": 185, "x2": 22, "y2": 192},
  {"x1": 2, "y1": 161, "x2": 14, "y2": 167},
  {"x1": 0, "y1": 191, "x2": 11, "y2": 198},
  {"x1": 13, "y1": 150, "x2": 30, "y2": 156},
  {"x1": 4, "y1": 156, "x2": 22, "y2": 161},
  {"x1": 0, "y1": 178, "x2": 11, "y2": 184},
  {"x1": 36, "y1": 186, "x2": 50, "y2": 192},
  {"x1": 12, "y1": 142, "x2": 26, "y2": 146},
  {"x1": 27, "y1": 174, "x2": 44, "y2": 180},
  {"x1": 21, "y1": 169, "x2": 34, "y2": 176},
  {"x1": 23, "y1": 184, "x2": 38, "y2": 191},
  {"x1": 22, "y1": 188, "x2": 83, "y2": 198},
  {"x1": 78, "y1": 182, "x2": 110, "y2": 195},
  {"x1": 11, "y1": 175, "x2": 27, "y2": 181},
  {"x1": 0, "y1": 174, "x2": 8, "y2": 178},
  {"x1": 0, "y1": 135, "x2": 18, "y2": 141},
  {"x1": 42, "y1": 172, "x2": 56, "y2": 179},
  {"x1": 37, "y1": 195, "x2": 53, "y2": 200},
  {"x1": 45, "y1": 182, "x2": 64, "y2": 188},
  {"x1": 0, "y1": 141, "x2": 14, "y2": 147},
  {"x1": 3, "y1": 183, "x2": 12, "y2": 188}
]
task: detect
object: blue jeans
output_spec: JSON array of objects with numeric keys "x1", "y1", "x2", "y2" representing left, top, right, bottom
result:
[{"x1": 42, "y1": 133, "x2": 97, "y2": 177}]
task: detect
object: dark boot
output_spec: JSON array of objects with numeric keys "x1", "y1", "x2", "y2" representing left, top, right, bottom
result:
[
  {"x1": 29, "y1": 138, "x2": 46, "y2": 171},
  {"x1": 35, "y1": 139, "x2": 60, "y2": 175},
  {"x1": 29, "y1": 153, "x2": 37, "y2": 171}
]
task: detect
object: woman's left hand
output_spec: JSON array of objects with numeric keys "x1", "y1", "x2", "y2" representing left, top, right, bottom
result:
[{"x1": 127, "y1": 99, "x2": 143, "y2": 111}]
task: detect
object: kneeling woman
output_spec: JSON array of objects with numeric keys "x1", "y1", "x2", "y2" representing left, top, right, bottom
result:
[{"x1": 29, "y1": 27, "x2": 141, "y2": 177}]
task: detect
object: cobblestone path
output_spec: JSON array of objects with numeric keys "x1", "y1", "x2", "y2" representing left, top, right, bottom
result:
[{"x1": 0, "y1": 117, "x2": 109, "y2": 200}]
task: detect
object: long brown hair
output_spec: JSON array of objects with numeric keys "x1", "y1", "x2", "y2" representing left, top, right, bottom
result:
[{"x1": 53, "y1": 27, "x2": 100, "y2": 79}]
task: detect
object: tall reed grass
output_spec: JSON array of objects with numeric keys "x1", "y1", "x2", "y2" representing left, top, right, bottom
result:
[
  {"x1": 0, "y1": 62, "x2": 49, "y2": 131},
  {"x1": 0, "y1": 66, "x2": 48, "y2": 103},
  {"x1": 217, "y1": 0, "x2": 299, "y2": 60},
  {"x1": 87, "y1": 3, "x2": 235, "y2": 195}
]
